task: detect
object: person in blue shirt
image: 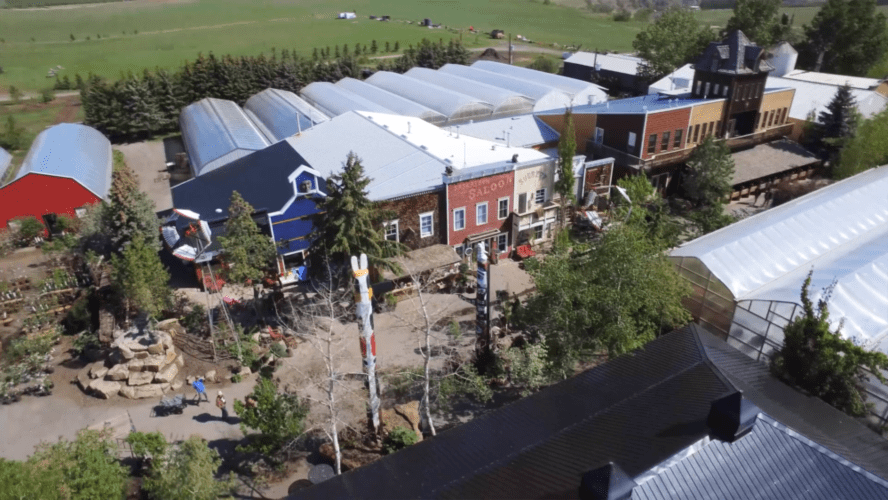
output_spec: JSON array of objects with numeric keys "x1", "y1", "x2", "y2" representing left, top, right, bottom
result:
[{"x1": 192, "y1": 378, "x2": 208, "y2": 404}]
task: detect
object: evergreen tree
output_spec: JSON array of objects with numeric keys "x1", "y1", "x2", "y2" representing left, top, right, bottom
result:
[
  {"x1": 555, "y1": 109, "x2": 576, "y2": 230},
  {"x1": 385, "y1": 41, "x2": 391, "y2": 53},
  {"x1": 217, "y1": 191, "x2": 277, "y2": 288},
  {"x1": 310, "y1": 153, "x2": 403, "y2": 274},
  {"x1": 0, "y1": 116, "x2": 26, "y2": 151},
  {"x1": 105, "y1": 151, "x2": 161, "y2": 253},
  {"x1": 371, "y1": 39, "x2": 378, "y2": 54},
  {"x1": 771, "y1": 270, "x2": 888, "y2": 417},
  {"x1": 111, "y1": 236, "x2": 171, "y2": 320},
  {"x1": 817, "y1": 84, "x2": 859, "y2": 163},
  {"x1": 682, "y1": 135, "x2": 734, "y2": 208},
  {"x1": 800, "y1": 0, "x2": 888, "y2": 76},
  {"x1": 394, "y1": 41, "x2": 400, "y2": 51},
  {"x1": 312, "y1": 47, "x2": 319, "y2": 60},
  {"x1": 335, "y1": 45, "x2": 340, "y2": 58}
]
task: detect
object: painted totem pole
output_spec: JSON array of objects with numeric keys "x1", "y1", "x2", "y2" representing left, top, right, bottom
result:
[
  {"x1": 475, "y1": 242, "x2": 491, "y2": 357},
  {"x1": 351, "y1": 254, "x2": 380, "y2": 433}
]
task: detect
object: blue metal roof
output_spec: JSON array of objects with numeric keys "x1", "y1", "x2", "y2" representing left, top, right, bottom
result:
[
  {"x1": 243, "y1": 89, "x2": 328, "y2": 143},
  {"x1": 538, "y1": 93, "x2": 722, "y2": 116},
  {"x1": 15, "y1": 123, "x2": 112, "y2": 199}
]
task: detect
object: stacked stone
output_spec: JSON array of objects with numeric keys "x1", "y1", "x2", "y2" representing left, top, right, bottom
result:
[{"x1": 77, "y1": 329, "x2": 185, "y2": 399}]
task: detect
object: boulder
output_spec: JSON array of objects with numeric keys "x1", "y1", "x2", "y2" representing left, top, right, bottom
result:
[
  {"x1": 125, "y1": 340, "x2": 149, "y2": 352},
  {"x1": 163, "y1": 348, "x2": 177, "y2": 367},
  {"x1": 119, "y1": 385, "x2": 135, "y2": 399},
  {"x1": 91, "y1": 366, "x2": 109, "y2": 380},
  {"x1": 120, "y1": 384, "x2": 164, "y2": 399},
  {"x1": 186, "y1": 375, "x2": 196, "y2": 385},
  {"x1": 171, "y1": 379, "x2": 183, "y2": 391},
  {"x1": 106, "y1": 364, "x2": 129, "y2": 381},
  {"x1": 162, "y1": 335, "x2": 175, "y2": 351},
  {"x1": 147, "y1": 342, "x2": 164, "y2": 355},
  {"x1": 127, "y1": 359, "x2": 145, "y2": 372},
  {"x1": 142, "y1": 354, "x2": 165, "y2": 372},
  {"x1": 128, "y1": 371, "x2": 154, "y2": 386},
  {"x1": 118, "y1": 344, "x2": 134, "y2": 360},
  {"x1": 88, "y1": 379, "x2": 121, "y2": 399},
  {"x1": 77, "y1": 369, "x2": 92, "y2": 392},
  {"x1": 160, "y1": 382, "x2": 171, "y2": 393},
  {"x1": 88, "y1": 362, "x2": 106, "y2": 379},
  {"x1": 175, "y1": 352, "x2": 185, "y2": 368},
  {"x1": 394, "y1": 401, "x2": 422, "y2": 434},
  {"x1": 135, "y1": 351, "x2": 150, "y2": 360},
  {"x1": 154, "y1": 318, "x2": 181, "y2": 334},
  {"x1": 205, "y1": 370, "x2": 217, "y2": 383},
  {"x1": 154, "y1": 363, "x2": 179, "y2": 384},
  {"x1": 239, "y1": 366, "x2": 252, "y2": 376}
]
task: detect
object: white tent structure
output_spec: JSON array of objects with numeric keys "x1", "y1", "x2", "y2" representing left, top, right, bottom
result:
[
  {"x1": 471, "y1": 60, "x2": 608, "y2": 107},
  {"x1": 438, "y1": 64, "x2": 573, "y2": 112}
]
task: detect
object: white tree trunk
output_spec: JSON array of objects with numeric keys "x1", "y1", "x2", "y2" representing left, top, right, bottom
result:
[{"x1": 423, "y1": 327, "x2": 436, "y2": 436}]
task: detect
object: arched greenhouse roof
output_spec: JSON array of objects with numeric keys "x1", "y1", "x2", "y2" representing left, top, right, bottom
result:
[
  {"x1": 438, "y1": 64, "x2": 573, "y2": 112},
  {"x1": 404, "y1": 67, "x2": 534, "y2": 118},
  {"x1": 335, "y1": 78, "x2": 447, "y2": 125},
  {"x1": 365, "y1": 71, "x2": 493, "y2": 124},
  {"x1": 300, "y1": 82, "x2": 393, "y2": 118},
  {"x1": 471, "y1": 60, "x2": 608, "y2": 107},
  {"x1": 243, "y1": 88, "x2": 328, "y2": 143}
]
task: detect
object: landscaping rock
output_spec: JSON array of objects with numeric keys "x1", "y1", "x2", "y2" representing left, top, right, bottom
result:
[
  {"x1": 175, "y1": 353, "x2": 184, "y2": 368},
  {"x1": 171, "y1": 379, "x2": 183, "y2": 391},
  {"x1": 126, "y1": 340, "x2": 149, "y2": 352},
  {"x1": 127, "y1": 359, "x2": 145, "y2": 372},
  {"x1": 205, "y1": 370, "x2": 217, "y2": 383},
  {"x1": 128, "y1": 371, "x2": 154, "y2": 386},
  {"x1": 119, "y1": 385, "x2": 135, "y2": 399},
  {"x1": 163, "y1": 348, "x2": 177, "y2": 367},
  {"x1": 239, "y1": 366, "x2": 252, "y2": 376},
  {"x1": 142, "y1": 354, "x2": 165, "y2": 372},
  {"x1": 135, "y1": 351, "x2": 150, "y2": 360},
  {"x1": 154, "y1": 363, "x2": 179, "y2": 384},
  {"x1": 106, "y1": 364, "x2": 129, "y2": 381},
  {"x1": 77, "y1": 370, "x2": 91, "y2": 392},
  {"x1": 91, "y1": 366, "x2": 109, "y2": 380},
  {"x1": 251, "y1": 332, "x2": 261, "y2": 343},
  {"x1": 394, "y1": 401, "x2": 422, "y2": 434},
  {"x1": 88, "y1": 362, "x2": 106, "y2": 379},
  {"x1": 118, "y1": 344, "x2": 134, "y2": 360},
  {"x1": 186, "y1": 375, "x2": 196, "y2": 385},
  {"x1": 147, "y1": 342, "x2": 164, "y2": 355},
  {"x1": 88, "y1": 379, "x2": 121, "y2": 399},
  {"x1": 120, "y1": 384, "x2": 164, "y2": 399}
]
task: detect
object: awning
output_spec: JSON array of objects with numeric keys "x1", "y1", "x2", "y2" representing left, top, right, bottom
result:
[{"x1": 465, "y1": 229, "x2": 502, "y2": 244}]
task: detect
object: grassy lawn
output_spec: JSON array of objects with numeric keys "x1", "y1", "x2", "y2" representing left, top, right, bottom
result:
[{"x1": 0, "y1": 96, "x2": 84, "y2": 182}]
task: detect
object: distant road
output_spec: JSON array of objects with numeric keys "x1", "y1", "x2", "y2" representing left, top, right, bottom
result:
[{"x1": 0, "y1": 90, "x2": 80, "y2": 102}]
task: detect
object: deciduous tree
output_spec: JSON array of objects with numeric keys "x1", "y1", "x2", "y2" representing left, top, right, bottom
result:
[
  {"x1": 28, "y1": 429, "x2": 129, "y2": 500},
  {"x1": 0, "y1": 115, "x2": 26, "y2": 151},
  {"x1": 682, "y1": 135, "x2": 735, "y2": 208},
  {"x1": 633, "y1": 7, "x2": 716, "y2": 81},
  {"x1": 723, "y1": 0, "x2": 791, "y2": 48},
  {"x1": 834, "y1": 108, "x2": 888, "y2": 179},
  {"x1": 142, "y1": 435, "x2": 236, "y2": 500},
  {"x1": 555, "y1": 108, "x2": 577, "y2": 231},
  {"x1": 799, "y1": 0, "x2": 888, "y2": 76}
]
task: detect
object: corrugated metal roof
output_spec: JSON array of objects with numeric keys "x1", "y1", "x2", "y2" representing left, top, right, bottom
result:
[
  {"x1": 179, "y1": 98, "x2": 271, "y2": 177},
  {"x1": 564, "y1": 51, "x2": 643, "y2": 76},
  {"x1": 335, "y1": 78, "x2": 447, "y2": 125},
  {"x1": 782, "y1": 70, "x2": 883, "y2": 90},
  {"x1": 633, "y1": 414, "x2": 888, "y2": 500},
  {"x1": 404, "y1": 67, "x2": 534, "y2": 117},
  {"x1": 694, "y1": 31, "x2": 773, "y2": 75},
  {"x1": 537, "y1": 93, "x2": 720, "y2": 116},
  {"x1": 471, "y1": 60, "x2": 608, "y2": 107},
  {"x1": 648, "y1": 63, "x2": 696, "y2": 94},
  {"x1": 439, "y1": 64, "x2": 573, "y2": 112},
  {"x1": 0, "y1": 147, "x2": 11, "y2": 181},
  {"x1": 15, "y1": 123, "x2": 112, "y2": 199},
  {"x1": 299, "y1": 82, "x2": 393, "y2": 118},
  {"x1": 767, "y1": 76, "x2": 888, "y2": 122},
  {"x1": 243, "y1": 88, "x2": 328, "y2": 143},
  {"x1": 671, "y1": 167, "x2": 888, "y2": 352},
  {"x1": 365, "y1": 71, "x2": 494, "y2": 123},
  {"x1": 454, "y1": 114, "x2": 559, "y2": 148}
]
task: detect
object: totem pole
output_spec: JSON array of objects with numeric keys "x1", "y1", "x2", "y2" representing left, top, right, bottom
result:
[
  {"x1": 475, "y1": 242, "x2": 491, "y2": 358},
  {"x1": 351, "y1": 254, "x2": 380, "y2": 434}
]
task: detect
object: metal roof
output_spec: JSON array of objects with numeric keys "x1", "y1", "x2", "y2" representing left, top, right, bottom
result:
[
  {"x1": 564, "y1": 51, "x2": 643, "y2": 76},
  {"x1": 335, "y1": 78, "x2": 447, "y2": 125},
  {"x1": 782, "y1": 70, "x2": 883, "y2": 90},
  {"x1": 243, "y1": 88, "x2": 328, "y2": 143},
  {"x1": 633, "y1": 414, "x2": 888, "y2": 500},
  {"x1": 0, "y1": 147, "x2": 11, "y2": 181},
  {"x1": 538, "y1": 92, "x2": 720, "y2": 116},
  {"x1": 15, "y1": 123, "x2": 112, "y2": 199},
  {"x1": 454, "y1": 114, "x2": 559, "y2": 148},
  {"x1": 471, "y1": 60, "x2": 608, "y2": 107},
  {"x1": 179, "y1": 98, "x2": 271, "y2": 177},
  {"x1": 438, "y1": 64, "x2": 573, "y2": 112},
  {"x1": 365, "y1": 71, "x2": 494, "y2": 124},
  {"x1": 404, "y1": 67, "x2": 534, "y2": 117},
  {"x1": 671, "y1": 166, "x2": 888, "y2": 353},
  {"x1": 648, "y1": 63, "x2": 696, "y2": 94},
  {"x1": 766, "y1": 76, "x2": 888, "y2": 122},
  {"x1": 299, "y1": 82, "x2": 393, "y2": 118},
  {"x1": 694, "y1": 30, "x2": 774, "y2": 75}
]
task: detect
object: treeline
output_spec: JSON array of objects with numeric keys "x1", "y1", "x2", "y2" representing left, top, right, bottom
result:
[{"x1": 82, "y1": 38, "x2": 471, "y2": 142}]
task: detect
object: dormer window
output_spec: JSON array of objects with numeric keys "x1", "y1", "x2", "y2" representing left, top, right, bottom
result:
[
  {"x1": 299, "y1": 180, "x2": 312, "y2": 193},
  {"x1": 695, "y1": 81, "x2": 702, "y2": 96}
]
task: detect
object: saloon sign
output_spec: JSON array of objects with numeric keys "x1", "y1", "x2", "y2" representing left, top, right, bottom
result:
[{"x1": 467, "y1": 177, "x2": 512, "y2": 199}]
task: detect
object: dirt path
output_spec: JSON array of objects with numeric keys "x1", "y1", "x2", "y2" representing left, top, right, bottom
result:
[{"x1": 0, "y1": 91, "x2": 79, "y2": 103}]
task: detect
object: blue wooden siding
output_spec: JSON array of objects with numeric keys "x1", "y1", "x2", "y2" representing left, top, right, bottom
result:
[{"x1": 269, "y1": 173, "x2": 325, "y2": 255}]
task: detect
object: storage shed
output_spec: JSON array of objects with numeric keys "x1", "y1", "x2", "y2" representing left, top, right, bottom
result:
[
  {"x1": 365, "y1": 71, "x2": 494, "y2": 124},
  {"x1": 438, "y1": 64, "x2": 573, "y2": 112},
  {"x1": 471, "y1": 60, "x2": 608, "y2": 107},
  {"x1": 335, "y1": 78, "x2": 447, "y2": 125},
  {"x1": 179, "y1": 98, "x2": 271, "y2": 177},
  {"x1": 404, "y1": 67, "x2": 534, "y2": 118},
  {"x1": 0, "y1": 123, "x2": 112, "y2": 230},
  {"x1": 243, "y1": 88, "x2": 328, "y2": 143},
  {"x1": 300, "y1": 82, "x2": 393, "y2": 118}
]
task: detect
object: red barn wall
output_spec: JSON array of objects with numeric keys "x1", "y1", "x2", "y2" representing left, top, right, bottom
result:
[
  {"x1": 0, "y1": 174, "x2": 100, "y2": 229},
  {"x1": 446, "y1": 171, "x2": 514, "y2": 251}
]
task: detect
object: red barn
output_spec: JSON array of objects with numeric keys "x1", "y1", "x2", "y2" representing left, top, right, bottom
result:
[{"x1": 0, "y1": 123, "x2": 112, "y2": 231}]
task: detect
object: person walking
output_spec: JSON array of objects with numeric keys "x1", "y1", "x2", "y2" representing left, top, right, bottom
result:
[
  {"x1": 192, "y1": 378, "x2": 208, "y2": 404},
  {"x1": 216, "y1": 391, "x2": 228, "y2": 420}
]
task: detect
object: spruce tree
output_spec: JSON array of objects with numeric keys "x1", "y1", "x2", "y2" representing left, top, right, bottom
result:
[
  {"x1": 818, "y1": 84, "x2": 858, "y2": 163},
  {"x1": 105, "y1": 152, "x2": 160, "y2": 253},
  {"x1": 385, "y1": 41, "x2": 391, "y2": 53},
  {"x1": 111, "y1": 236, "x2": 171, "y2": 320},
  {"x1": 555, "y1": 108, "x2": 577, "y2": 230},
  {"x1": 371, "y1": 40, "x2": 378, "y2": 54},
  {"x1": 217, "y1": 191, "x2": 277, "y2": 287}
]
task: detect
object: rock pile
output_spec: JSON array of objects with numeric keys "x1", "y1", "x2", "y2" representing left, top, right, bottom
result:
[{"x1": 77, "y1": 327, "x2": 185, "y2": 400}]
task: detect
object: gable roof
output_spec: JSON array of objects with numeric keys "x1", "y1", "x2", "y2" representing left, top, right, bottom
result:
[
  {"x1": 766, "y1": 76, "x2": 888, "y2": 122},
  {"x1": 14, "y1": 123, "x2": 112, "y2": 199},
  {"x1": 290, "y1": 324, "x2": 888, "y2": 499},
  {"x1": 695, "y1": 30, "x2": 774, "y2": 75},
  {"x1": 537, "y1": 92, "x2": 720, "y2": 116},
  {"x1": 564, "y1": 51, "x2": 643, "y2": 76},
  {"x1": 242, "y1": 88, "x2": 328, "y2": 143},
  {"x1": 456, "y1": 114, "x2": 560, "y2": 148},
  {"x1": 781, "y1": 70, "x2": 883, "y2": 91}
]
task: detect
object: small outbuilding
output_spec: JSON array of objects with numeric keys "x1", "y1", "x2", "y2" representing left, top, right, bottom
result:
[{"x1": 337, "y1": 12, "x2": 356, "y2": 19}]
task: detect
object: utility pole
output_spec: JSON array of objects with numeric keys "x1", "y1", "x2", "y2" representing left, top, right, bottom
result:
[{"x1": 351, "y1": 254, "x2": 380, "y2": 435}]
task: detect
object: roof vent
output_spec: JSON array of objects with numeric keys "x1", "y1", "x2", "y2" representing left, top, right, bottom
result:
[
  {"x1": 215, "y1": 209, "x2": 222, "y2": 214},
  {"x1": 579, "y1": 462, "x2": 636, "y2": 500},
  {"x1": 492, "y1": 144, "x2": 496, "y2": 150},
  {"x1": 512, "y1": 154, "x2": 519, "y2": 163},
  {"x1": 708, "y1": 391, "x2": 760, "y2": 443},
  {"x1": 420, "y1": 145, "x2": 428, "y2": 150},
  {"x1": 408, "y1": 121, "x2": 412, "y2": 134},
  {"x1": 445, "y1": 165, "x2": 454, "y2": 176},
  {"x1": 383, "y1": 124, "x2": 389, "y2": 129}
]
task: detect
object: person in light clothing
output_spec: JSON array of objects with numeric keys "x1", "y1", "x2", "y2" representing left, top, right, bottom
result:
[{"x1": 216, "y1": 391, "x2": 228, "y2": 420}]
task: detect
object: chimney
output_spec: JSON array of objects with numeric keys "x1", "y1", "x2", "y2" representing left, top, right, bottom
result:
[
  {"x1": 511, "y1": 154, "x2": 519, "y2": 163},
  {"x1": 579, "y1": 462, "x2": 636, "y2": 500},
  {"x1": 708, "y1": 391, "x2": 760, "y2": 443}
]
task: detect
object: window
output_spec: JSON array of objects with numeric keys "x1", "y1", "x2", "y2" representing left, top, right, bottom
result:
[
  {"x1": 453, "y1": 208, "x2": 465, "y2": 231},
  {"x1": 693, "y1": 124, "x2": 700, "y2": 143},
  {"x1": 497, "y1": 197, "x2": 509, "y2": 219},
  {"x1": 518, "y1": 193, "x2": 528, "y2": 213},
  {"x1": 722, "y1": 85, "x2": 729, "y2": 97},
  {"x1": 594, "y1": 127, "x2": 604, "y2": 144},
  {"x1": 661, "y1": 131, "x2": 670, "y2": 150},
  {"x1": 497, "y1": 233, "x2": 508, "y2": 253},
  {"x1": 419, "y1": 212, "x2": 433, "y2": 238},
  {"x1": 674, "y1": 128, "x2": 682, "y2": 148},
  {"x1": 534, "y1": 225, "x2": 543, "y2": 240},
  {"x1": 628, "y1": 131, "x2": 637, "y2": 149},
  {"x1": 476, "y1": 202, "x2": 488, "y2": 225},
  {"x1": 704, "y1": 81, "x2": 711, "y2": 97},
  {"x1": 695, "y1": 80, "x2": 702, "y2": 95},
  {"x1": 534, "y1": 189, "x2": 546, "y2": 205},
  {"x1": 713, "y1": 83, "x2": 720, "y2": 95},
  {"x1": 767, "y1": 110, "x2": 775, "y2": 127},
  {"x1": 648, "y1": 134, "x2": 658, "y2": 154},
  {"x1": 384, "y1": 220, "x2": 399, "y2": 242}
]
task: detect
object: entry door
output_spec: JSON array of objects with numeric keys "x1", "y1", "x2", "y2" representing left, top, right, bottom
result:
[{"x1": 727, "y1": 119, "x2": 737, "y2": 138}]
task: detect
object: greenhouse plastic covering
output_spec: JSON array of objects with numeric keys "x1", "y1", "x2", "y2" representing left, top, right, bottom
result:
[
  {"x1": 0, "y1": 146, "x2": 12, "y2": 184},
  {"x1": 471, "y1": 60, "x2": 608, "y2": 107},
  {"x1": 300, "y1": 82, "x2": 393, "y2": 118},
  {"x1": 335, "y1": 78, "x2": 447, "y2": 125},
  {"x1": 365, "y1": 71, "x2": 494, "y2": 124},
  {"x1": 438, "y1": 64, "x2": 574, "y2": 112},
  {"x1": 179, "y1": 98, "x2": 270, "y2": 177},
  {"x1": 243, "y1": 89, "x2": 328, "y2": 143},
  {"x1": 404, "y1": 67, "x2": 534, "y2": 118},
  {"x1": 16, "y1": 123, "x2": 112, "y2": 198},
  {"x1": 671, "y1": 167, "x2": 888, "y2": 352}
]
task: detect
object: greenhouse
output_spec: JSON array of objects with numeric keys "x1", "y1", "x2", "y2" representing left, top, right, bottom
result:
[
  {"x1": 243, "y1": 88, "x2": 328, "y2": 143},
  {"x1": 471, "y1": 60, "x2": 608, "y2": 108},
  {"x1": 438, "y1": 64, "x2": 573, "y2": 112},
  {"x1": 365, "y1": 71, "x2": 494, "y2": 124},
  {"x1": 335, "y1": 78, "x2": 447, "y2": 126},
  {"x1": 179, "y1": 98, "x2": 271, "y2": 177},
  {"x1": 404, "y1": 67, "x2": 534, "y2": 118},
  {"x1": 300, "y1": 82, "x2": 393, "y2": 118}
]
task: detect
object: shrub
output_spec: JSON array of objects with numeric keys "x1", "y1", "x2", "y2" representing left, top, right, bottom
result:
[
  {"x1": 613, "y1": 10, "x2": 631, "y2": 21},
  {"x1": 269, "y1": 342, "x2": 287, "y2": 359},
  {"x1": 180, "y1": 304, "x2": 207, "y2": 334},
  {"x1": 527, "y1": 56, "x2": 557, "y2": 73},
  {"x1": 125, "y1": 431, "x2": 168, "y2": 462},
  {"x1": 143, "y1": 436, "x2": 236, "y2": 500},
  {"x1": 233, "y1": 377, "x2": 309, "y2": 460},
  {"x1": 383, "y1": 426, "x2": 418, "y2": 454},
  {"x1": 12, "y1": 216, "x2": 44, "y2": 244},
  {"x1": 72, "y1": 330, "x2": 100, "y2": 357}
]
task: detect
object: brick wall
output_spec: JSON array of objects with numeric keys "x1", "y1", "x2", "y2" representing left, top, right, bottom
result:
[
  {"x1": 446, "y1": 170, "x2": 514, "y2": 248},
  {"x1": 642, "y1": 107, "x2": 692, "y2": 159},
  {"x1": 377, "y1": 190, "x2": 445, "y2": 250}
]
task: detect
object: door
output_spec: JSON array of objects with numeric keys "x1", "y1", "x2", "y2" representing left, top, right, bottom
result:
[{"x1": 727, "y1": 119, "x2": 737, "y2": 138}]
